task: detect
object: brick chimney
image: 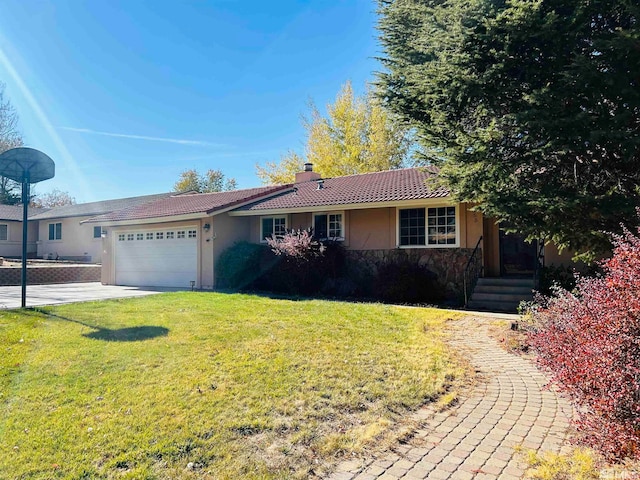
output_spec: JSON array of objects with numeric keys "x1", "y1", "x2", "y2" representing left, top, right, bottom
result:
[{"x1": 295, "y1": 162, "x2": 321, "y2": 183}]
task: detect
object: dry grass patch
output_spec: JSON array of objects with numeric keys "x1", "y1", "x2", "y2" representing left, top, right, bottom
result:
[{"x1": 0, "y1": 293, "x2": 464, "y2": 479}]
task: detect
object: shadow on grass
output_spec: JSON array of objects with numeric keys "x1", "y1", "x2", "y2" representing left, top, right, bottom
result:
[
  {"x1": 82, "y1": 326, "x2": 169, "y2": 342},
  {"x1": 25, "y1": 308, "x2": 169, "y2": 342}
]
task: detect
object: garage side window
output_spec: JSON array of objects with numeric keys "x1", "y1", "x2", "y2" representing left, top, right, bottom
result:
[
  {"x1": 313, "y1": 213, "x2": 344, "y2": 240},
  {"x1": 48, "y1": 222, "x2": 62, "y2": 241},
  {"x1": 0, "y1": 224, "x2": 7, "y2": 241},
  {"x1": 261, "y1": 217, "x2": 286, "y2": 241},
  {"x1": 93, "y1": 226, "x2": 102, "y2": 238}
]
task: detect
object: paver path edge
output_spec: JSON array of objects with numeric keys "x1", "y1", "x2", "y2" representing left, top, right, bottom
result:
[{"x1": 327, "y1": 315, "x2": 575, "y2": 480}]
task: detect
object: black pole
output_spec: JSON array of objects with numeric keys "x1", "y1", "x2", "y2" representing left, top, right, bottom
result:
[{"x1": 21, "y1": 177, "x2": 29, "y2": 308}]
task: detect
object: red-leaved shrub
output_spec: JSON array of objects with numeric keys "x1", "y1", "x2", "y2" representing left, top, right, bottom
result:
[
  {"x1": 530, "y1": 225, "x2": 640, "y2": 461},
  {"x1": 266, "y1": 228, "x2": 325, "y2": 260}
]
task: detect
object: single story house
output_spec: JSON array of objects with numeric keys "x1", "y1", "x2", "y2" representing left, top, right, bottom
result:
[
  {"x1": 84, "y1": 165, "x2": 573, "y2": 295},
  {"x1": 0, "y1": 204, "x2": 47, "y2": 258},
  {"x1": 29, "y1": 192, "x2": 177, "y2": 263}
]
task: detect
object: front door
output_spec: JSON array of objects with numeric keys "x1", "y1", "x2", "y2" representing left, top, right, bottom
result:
[{"x1": 499, "y1": 229, "x2": 536, "y2": 276}]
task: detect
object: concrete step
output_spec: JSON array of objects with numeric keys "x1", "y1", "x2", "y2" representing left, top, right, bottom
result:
[
  {"x1": 473, "y1": 286, "x2": 534, "y2": 295},
  {"x1": 475, "y1": 277, "x2": 535, "y2": 288},
  {"x1": 468, "y1": 277, "x2": 536, "y2": 313},
  {"x1": 467, "y1": 300, "x2": 522, "y2": 312},
  {"x1": 471, "y1": 292, "x2": 534, "y2": 303}
]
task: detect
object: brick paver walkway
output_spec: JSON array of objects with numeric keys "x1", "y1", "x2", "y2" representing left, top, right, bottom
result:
[{"x1": 328, "y1": 316, "x2": 574, "y2": 480}]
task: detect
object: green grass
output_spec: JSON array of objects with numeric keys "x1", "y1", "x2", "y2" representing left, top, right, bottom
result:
[{"x1": 0, "y1": 292, "x2": 464, "y2": 479}]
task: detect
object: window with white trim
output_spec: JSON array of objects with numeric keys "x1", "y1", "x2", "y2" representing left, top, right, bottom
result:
[
  {"x1": 313, "y1": 212, "x2": 343, "y2": 240},
  {"x1": 146, "y1": 232, "x2": 154, "y2": 240},
  {"x1": 166, "y1": 231, "x2": 174, "y2": 239},
  {"x1": 399, "y1": 206, "x2": 457, "y2": 247},
  {"x1": 156, "y1": 232, "x2": 164, "y2": 240},
  {"x1": 188, "y1": 230, "x2": 197, "y2": 238},
  {"x1": 0, "y1": 224, "x2": 7, "y2": 241},
  {"x1": 260, "y1": 216, "x2": 287, "y2": 240},
  {"x1": 136, "y1": 233, "x2": 144, "y2": 241},
  {"x1": 48, "y1": 222, "x2": 62, "y2": 241},
  {"x1": 177, "y1": 231, "x2": 185, "y2": 239},
  {"x1": 118, "y1": 234, "x2": 126, "y2": 241},
  {"x1": 127, "y1": 233, "x2": 134, "y2": 241},
  {"x1": 93, "y1": 226, "x2": 102, "y2": 239}
]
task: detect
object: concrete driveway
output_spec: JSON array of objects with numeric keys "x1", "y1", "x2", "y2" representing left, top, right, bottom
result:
[{"x1": 0, "y1": 282, "x2": 179, "y2": 309}]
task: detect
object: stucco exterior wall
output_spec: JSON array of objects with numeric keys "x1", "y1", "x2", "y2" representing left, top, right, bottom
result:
[
  {"x1": 37, "y1": 216, "x2": 103, "y2": 262},
  {"x1": 544, "y1": 243, "x2": 577, "y2": 266},
  {"x1": 248, "y1": 202, "x2": 479, "y2": 251},
  {"x1": 347, "y1": 207, "x2": 394, "y2": 250},
  {"x1": 0, "y1": 220, "x2": 38, "y2": 257},
  {"x1": 460, "y1": 204, "x2": 483, "y2": 249},
  {"x1": 210, "y1": 214, "x2": 251, "y2": 288},
  {"x1": 290, "y1": 213, "x2": 312, "y2": 231},
  {"x1": 483, "y1": 218, "x2": 501, "y2": 277}
]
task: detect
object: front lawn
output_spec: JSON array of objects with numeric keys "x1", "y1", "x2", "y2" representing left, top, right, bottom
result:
[{"x1": 0, "y1": 293, "x2": 463, "y2": 479}]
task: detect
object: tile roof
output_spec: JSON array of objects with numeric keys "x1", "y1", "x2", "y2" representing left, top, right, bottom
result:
[
  {"x1": 239, "y1": 167, "x2": 448, "y2": 211},
  {"x1": 84, "y1": 185, "x2": 290, "y2": 223},
  {"x1": 0, "y1": 204, "x2": 48, "y2": 221},
  {"x1": 29, "y1": 192, "x2": 177, "y2": 220}
]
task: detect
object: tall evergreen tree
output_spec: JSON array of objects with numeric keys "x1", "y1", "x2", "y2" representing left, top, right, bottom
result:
[{"x1": 377, "y1": 0, "x2": 640, "y2": 258}]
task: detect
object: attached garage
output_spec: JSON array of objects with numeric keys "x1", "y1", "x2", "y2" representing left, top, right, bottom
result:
[{"x1": 114, "y1": 227, "x2": 198, "y2": 288}]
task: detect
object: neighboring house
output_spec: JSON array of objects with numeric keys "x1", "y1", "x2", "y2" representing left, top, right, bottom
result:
[
  {"x1": 29, "y1": 193, "x2": 178, "y2": 263},
  {"x1": 0, "y1": 205, "x2": 47, "y2": 258},
  {"x1": 85, "y1": 164, "x2": 575, "y2": 295}
]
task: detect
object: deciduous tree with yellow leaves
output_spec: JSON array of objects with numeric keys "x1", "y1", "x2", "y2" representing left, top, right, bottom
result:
[{"x1": 256, "y1": 81, "x2": 412, "y2": 184}]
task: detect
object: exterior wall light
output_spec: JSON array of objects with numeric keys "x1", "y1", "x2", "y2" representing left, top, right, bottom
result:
[
  {"x1": 101, "y1": 229, "x2": 107, "y2": 238},
  {"x1": 203, "y1": 223, "x2": 211, "y2": 232}
]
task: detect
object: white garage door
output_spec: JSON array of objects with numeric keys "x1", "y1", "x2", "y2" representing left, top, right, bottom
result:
[{"x1": 115, "y1": 227, "x2": 198, "y2": 288}]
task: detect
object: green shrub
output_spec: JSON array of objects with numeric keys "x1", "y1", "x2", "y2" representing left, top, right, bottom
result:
[
  {"x1": 373, "y1": 260, "x2": 443, "y2": 304},
  {"x1": 215, "y1": 242, "x2": 274, "y2": 290}
]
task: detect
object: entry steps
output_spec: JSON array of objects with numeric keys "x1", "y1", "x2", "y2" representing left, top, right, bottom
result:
[{"x1": 467, "y1": 277, "x2": 535, "y2": 312}]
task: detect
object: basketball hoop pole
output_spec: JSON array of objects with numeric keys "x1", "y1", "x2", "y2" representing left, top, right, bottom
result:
[
  {"x1": 21, "y1": 174, "x2": 29, "y2": 309},
  {"x1": 0, "y1": 147, "x2": 55, "y2": 309}
]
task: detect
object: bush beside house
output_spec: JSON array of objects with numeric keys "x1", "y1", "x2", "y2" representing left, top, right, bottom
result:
[
  {"x1": 215, "y1": 238, "x2": 450, "y2": 304},
  {"x1": 529, "y1": 224, "x2": 640, "y2": 462}
]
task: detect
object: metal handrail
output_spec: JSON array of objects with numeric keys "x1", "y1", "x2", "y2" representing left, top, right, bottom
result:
[
  {"x1": 463, "y1": 236, "x2": 483, "y2": 307},
  {"x1": 533, "y1": 238, "x2": 545, "y2": 288}
]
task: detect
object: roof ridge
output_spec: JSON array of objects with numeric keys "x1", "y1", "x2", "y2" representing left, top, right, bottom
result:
[
  {"x1": 300, "y1": 166, "x2": 434, "y2": 183},
  {"x1": 168, "y1": 185, "x2": 287, "y2": 198}
]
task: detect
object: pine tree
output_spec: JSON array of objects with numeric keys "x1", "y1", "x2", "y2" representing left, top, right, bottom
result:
[{"x1": 377, "y1": 0, "x2": 640, "y2": 258}]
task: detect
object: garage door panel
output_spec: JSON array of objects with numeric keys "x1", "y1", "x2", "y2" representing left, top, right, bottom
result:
[{"x1": 114, "y1": 228, "x2": 197, "y2": 288}]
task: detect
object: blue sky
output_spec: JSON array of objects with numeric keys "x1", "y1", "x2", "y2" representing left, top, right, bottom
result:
[{"x1": 0, "y1": 1, "x2": 381, "y2": 203}]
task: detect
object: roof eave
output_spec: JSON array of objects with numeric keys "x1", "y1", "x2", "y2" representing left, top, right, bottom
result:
[
  {"x1": 82, "y1": 212, "x2": 209, "y2": 226},
  {"x1": 228, "y1": 196, "x2": 454, "y2": 216}
]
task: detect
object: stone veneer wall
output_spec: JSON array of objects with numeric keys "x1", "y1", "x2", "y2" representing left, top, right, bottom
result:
[
  {"x1": 345, "y1": 248, "x2": 480, "y2": 299},
  {"x1": 0, "y1": 265, "x2": 101, "y2": 286}
]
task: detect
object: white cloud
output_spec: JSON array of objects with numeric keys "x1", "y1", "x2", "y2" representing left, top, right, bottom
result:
[{"x1": 59, "y1": 126, "x2": 224, "y2": 147}]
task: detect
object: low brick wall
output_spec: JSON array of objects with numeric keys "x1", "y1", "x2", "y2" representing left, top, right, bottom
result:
[{"x1": 0, "y1": 265, "x2": 101, "y2": 286}]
